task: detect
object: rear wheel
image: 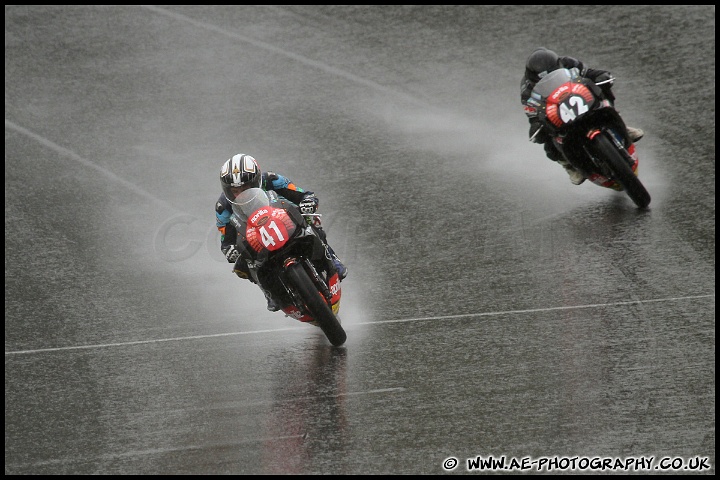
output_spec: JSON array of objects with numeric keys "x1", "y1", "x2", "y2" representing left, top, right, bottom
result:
[
  {"x1": 594, "y1": 134, "x2": 651, "y2": 208},
  {"x1": 286, "y1": 262, "x2": 347, "y2": 346}
]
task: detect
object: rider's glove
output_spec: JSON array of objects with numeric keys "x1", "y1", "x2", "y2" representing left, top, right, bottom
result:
[
  {"x1": 299, "y1": 195, "x2": 319, "y2": 215},
  {"x1": 233, "y1": 268, "x2": 250, "y2": 280},
  {"x1": 222, "y1": 245, "x2": 240, "y2": 263}
]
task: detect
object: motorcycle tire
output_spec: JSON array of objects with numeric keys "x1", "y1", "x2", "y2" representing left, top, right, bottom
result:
[
  {"x1": 286, "y1": 262, "x2": 347, "y2": 347},
  {"x1": 594, "y1": 134, "x2": 651, "y2": 208}
]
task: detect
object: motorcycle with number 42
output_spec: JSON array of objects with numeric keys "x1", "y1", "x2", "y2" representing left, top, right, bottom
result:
[
  {"x1": 527, "y1": 67, "x2": 651, "y2": 208},
  {"x1": 230, "y1": 187, "x2": 347, "y2": 347}
]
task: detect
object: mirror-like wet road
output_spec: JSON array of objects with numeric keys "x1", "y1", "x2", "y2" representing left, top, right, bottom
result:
[{"x1": 6, "y1": 5, "x2": 714, "y2": 475}]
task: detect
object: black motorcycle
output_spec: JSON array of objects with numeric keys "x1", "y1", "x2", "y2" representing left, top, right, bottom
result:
[
  {"x1": 230, "y1": 188, "x2": 347, "y2": 346},
  {"x1": 527, "y1": 67, "x2": 651, "y2": 208}
]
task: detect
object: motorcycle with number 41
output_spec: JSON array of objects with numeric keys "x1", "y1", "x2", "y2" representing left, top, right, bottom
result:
[
  {"x1": 527, "y1": 67, "x2": 651, "y2": 208},
  {"x1": 230, "y1": 187, "x2": 347, "y2": 347}
]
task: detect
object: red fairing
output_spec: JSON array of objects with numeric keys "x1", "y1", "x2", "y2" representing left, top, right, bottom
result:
[
  {"x1": 627, "y1": 143, "x2": 638, "y2": 163},
  {"x1": 546, "y1": 83, "x2": 594, "y2": 127},
  {"x1": 246, "y1": 206, "x2": 297, "y2": 253},
  {"x1": 282, "y1": 305, "x2": 314, "y2": 322},
  {"x1": 328, "y1": 273, "x2": 341, "y2": 305}
]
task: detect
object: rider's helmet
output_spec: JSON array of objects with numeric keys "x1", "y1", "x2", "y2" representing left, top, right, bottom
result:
[
  {"x1": 220, "y1": 153, "x2": 262, "y2": 203},
  {"x1": 525, "y1": 47, "x2": 559, "y2": 83}
]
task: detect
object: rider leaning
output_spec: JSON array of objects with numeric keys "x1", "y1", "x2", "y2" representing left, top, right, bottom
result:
[
  {"x1": 521, "y1": 47, "x2": 645, "y2": 185},
  {"x1": 216, "y1": 153, "x2": 348, "y2": 311}
]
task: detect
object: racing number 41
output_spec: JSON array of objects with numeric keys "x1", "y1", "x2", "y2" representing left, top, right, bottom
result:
[{"x1": 260, "y1": 220, "x2": 285, "y2": 247}]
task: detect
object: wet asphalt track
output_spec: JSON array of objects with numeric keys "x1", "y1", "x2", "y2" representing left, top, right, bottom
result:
[{"x1": 5, "y1": 5, "x2": 715, "y2": 475}]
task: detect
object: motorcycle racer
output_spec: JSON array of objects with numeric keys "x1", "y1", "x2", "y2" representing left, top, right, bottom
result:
[
  {"x1": 521, "y1": 47, "x2": 644, "y2": 185},
  {"x1": 216, "y1": 153, "x2": 347, "y2": 311}
]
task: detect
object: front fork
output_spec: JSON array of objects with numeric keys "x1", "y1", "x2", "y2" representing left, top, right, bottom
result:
[
  {"x1": 280, "y1": 257, "x2": 333, "y2": 310},
  {"x1": 583, "y1": 127, "x2": 634, "y2": 177}
]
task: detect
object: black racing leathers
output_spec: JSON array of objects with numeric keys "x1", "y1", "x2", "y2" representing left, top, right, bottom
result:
[{"x1": 520, "y1": 55, "x2": 615, "y2": 162}]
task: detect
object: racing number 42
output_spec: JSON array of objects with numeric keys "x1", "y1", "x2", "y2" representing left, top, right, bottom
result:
[{"x1": 560, "y1": 95, "x2": 589, "y2": 123}]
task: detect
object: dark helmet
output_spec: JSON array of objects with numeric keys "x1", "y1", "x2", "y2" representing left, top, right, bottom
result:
[
  {"x1": 220, "y1": 153, "x2": 262, "y2": 203},
  {"x1": 525, "y1": 47, "x2": 559, "y2": 82}
]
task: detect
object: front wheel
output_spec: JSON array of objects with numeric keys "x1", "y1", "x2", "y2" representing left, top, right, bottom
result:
[
  {"x1": 286, "y1": 262, "x2": 347, "y2": 346},
  {"x1": 594, "y1": 134, "x2": 651, "y2": 208}
]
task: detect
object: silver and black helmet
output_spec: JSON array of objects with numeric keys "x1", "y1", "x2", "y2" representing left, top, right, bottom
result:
[{"x1": 220, "y1": 153, "x2": 262, "y2": 203}]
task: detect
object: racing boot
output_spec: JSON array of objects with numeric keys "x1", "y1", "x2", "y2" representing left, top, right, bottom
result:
[
  {"x1": 260, "y1": 287, "x2": 279, "y2": 312},
  {"x1": 333, "y1": 257, "x2": 348, "y2": 280},
  {"x1": 326, "y1": 246, "x2": 347, "y2": 280},
  {"x1": 557, "y1": 159, "x2": 586, "y2": 185},
  {"x1": 313, "y1": 224, "x2": 348, "y2": 281},
  {"x1": 627, "y1": 126, "x2": 644, "y2": 143}
]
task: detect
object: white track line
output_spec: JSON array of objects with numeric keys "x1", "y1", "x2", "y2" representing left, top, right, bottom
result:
[
  {"x1": 6, "y1": 11, "x2": 714, "y2": 358},
  {"x1": 5, "y1": 119, "x2": 176, "y2": 211},
  {"x1": 140, "y1": 5, "x2": 430, "y2": 108},
  {"x1": 5, "y1": 294, "x2": 713, "y2": 356}
]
